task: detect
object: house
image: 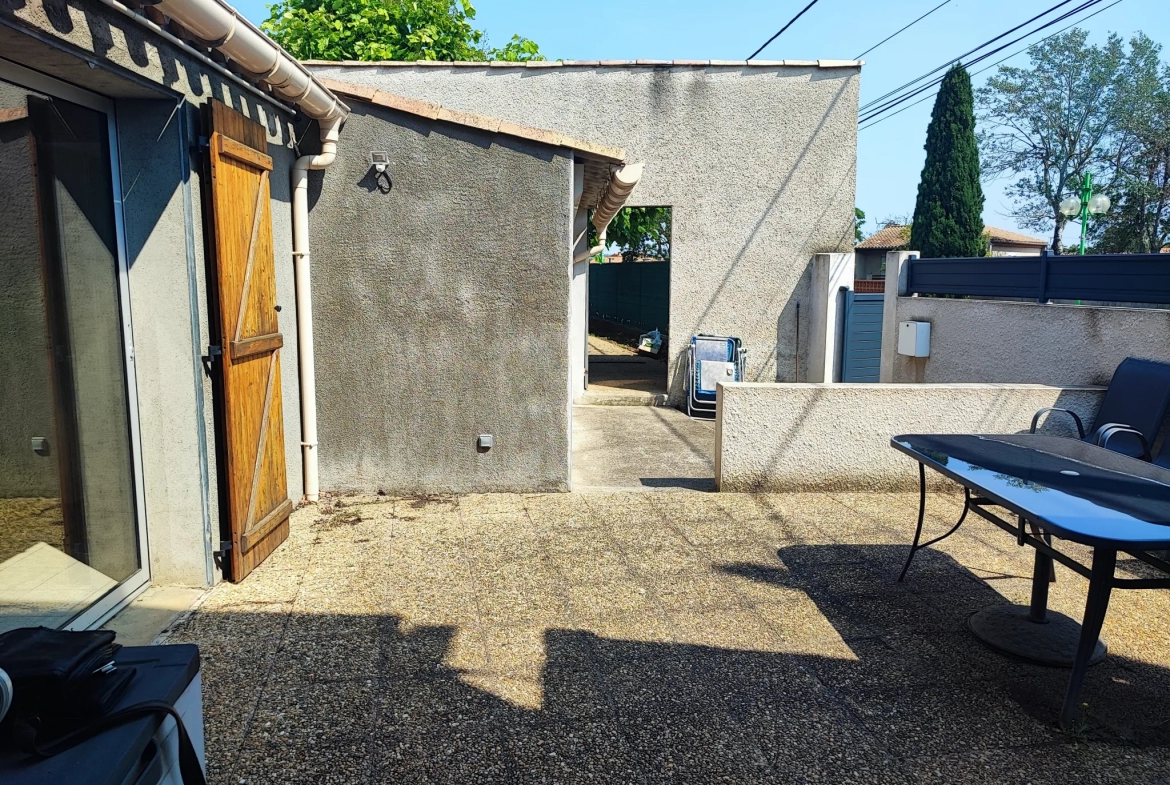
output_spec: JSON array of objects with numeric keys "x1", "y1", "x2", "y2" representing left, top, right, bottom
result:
[
  {"x1": 0, "y1": 0, "x2": 861, "y2": 628},
  {"x1": 854, "y1": 223, "x2": 1048, "y2": 279},
  {"x1": 0, "y1": 0, "x2": 350, "y2": 625},
  {"x1": 305, "y1": 59, "x2": 861, "y2": 493},
  {"x1": 300, "y1": 78, "x2": 636, "y2": 494}
]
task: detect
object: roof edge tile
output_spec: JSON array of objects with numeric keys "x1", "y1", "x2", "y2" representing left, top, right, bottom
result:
[
  {"x1": 321, "y1": 76, "x2": 625, "y2": 162},
  {"x1": 302, "y1": 59, "x2": 860, "y2": 69}
]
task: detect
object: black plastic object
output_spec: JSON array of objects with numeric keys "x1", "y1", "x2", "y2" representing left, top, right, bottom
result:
[{"x1": 0, "y1": 644, "x2": 200, "y2": 785}]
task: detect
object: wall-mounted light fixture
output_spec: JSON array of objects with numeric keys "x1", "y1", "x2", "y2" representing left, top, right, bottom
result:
[{"x1": 369, "y1": 151, "x2": 392, "y2": 193}]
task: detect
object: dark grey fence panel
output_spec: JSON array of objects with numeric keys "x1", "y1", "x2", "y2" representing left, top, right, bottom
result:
[
  {"x1": 589, "y1": 261, "x2": 670, "y2": 332},
  {"x1": 906, "y1": 252, "x2": 1170, "y2": 304}
]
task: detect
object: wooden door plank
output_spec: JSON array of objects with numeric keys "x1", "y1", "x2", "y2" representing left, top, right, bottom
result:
[
  {"x1": 204, "y1": 99, "x2": 291, "y2": 582},
  {"x1": 230, "y1": 332, "x2": 283, "y2": 361},
  {"x1": 233, "y1": 168, "x2": 270, "y2": 343},
  {"x1": 240, "y1": 498, "x2": 293, "y2": 554}
]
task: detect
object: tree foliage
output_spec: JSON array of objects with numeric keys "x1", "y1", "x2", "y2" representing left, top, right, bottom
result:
[
  {"x1": 1090, "y1": 34, "x2": 1170, "y2": 253},
  {"x1": 976, "y1": 30, "x2": 1123, "y2": 253},
  {"x1": 592, "y1": 207, "x2": 671, "y2": 262},
  {"x1": 262, "y1": 0, "x2": 543, "y2": 63},
  {"x1": 910, "y1": 64, "x2": 987, "y2": 258},
  {"x1": 854, "y1": 207, "x2": 866, "y2": 243}
]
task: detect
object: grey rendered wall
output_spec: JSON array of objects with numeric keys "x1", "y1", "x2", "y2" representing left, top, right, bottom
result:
[
  {"x1": 308, "y1": 103, "x2": 572, "y2": 493},
  {"x1": 891, "y1": 297, "x2": 1170, "y2": 386},
  {"x1": 307, "y1": 63, "x2": 860, "y2": 399},
  {"x1": 3, "y1": 0, "x2": 302, "y2": 586},
  {"x1": 715, "y1": 382, "x2": 1103, "y2": 492}
]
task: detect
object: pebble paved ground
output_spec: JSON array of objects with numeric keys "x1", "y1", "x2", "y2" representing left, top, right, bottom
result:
[{"x1": 166, "y1": 490, "x2": 1170, "y2": 784}]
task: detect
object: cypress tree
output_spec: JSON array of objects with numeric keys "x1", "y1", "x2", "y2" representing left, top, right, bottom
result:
[{"x1": 910, "y1": 64, "x2": 988, "y2": 258}]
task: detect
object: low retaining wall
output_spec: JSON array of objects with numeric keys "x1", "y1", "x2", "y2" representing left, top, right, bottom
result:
[{"x1": 715, "y1": 382, "x2": 1104, "y2": 491}]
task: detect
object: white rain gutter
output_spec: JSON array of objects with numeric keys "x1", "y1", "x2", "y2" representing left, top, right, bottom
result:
[
  {"x1": 148, "y1": 0, "x2": 348, "y2": 501},
  {"x1": 151, "y1": 0, "x2": 346, "y2": 122},
  {"x1": 592, "y1": 162, "x2": 644, "y2": 233}
]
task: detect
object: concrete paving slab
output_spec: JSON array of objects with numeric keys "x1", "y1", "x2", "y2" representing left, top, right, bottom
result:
[
  {"x1": 169, "y1": 491, "x2": 1170, "y2": 783},
  {"x1": 102, "y1": 585, "x2": 206, "y2": 645},
  {"x1": 572, "y1": 404, "x2": 715, "y2": 491}
]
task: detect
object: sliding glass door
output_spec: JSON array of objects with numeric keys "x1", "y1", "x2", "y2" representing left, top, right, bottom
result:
[{"x1": 0, "y1": 61, "x2": 148, "y2": 631}]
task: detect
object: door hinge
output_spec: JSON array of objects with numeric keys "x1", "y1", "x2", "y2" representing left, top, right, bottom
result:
[
  {"x1": 191, "y1": 135, "x2": 210, "y2": 154},
  {"x1": 212, "y1": 540, "x2": 232, "y2": 571},
  {"x1": 200, "y1": 345, "x2": 222, "y2": 378}
]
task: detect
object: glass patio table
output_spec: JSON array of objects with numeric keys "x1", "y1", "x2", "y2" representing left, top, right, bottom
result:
[{"x1": 890, "y1": 433, "x2": 1170, "y2": 729}]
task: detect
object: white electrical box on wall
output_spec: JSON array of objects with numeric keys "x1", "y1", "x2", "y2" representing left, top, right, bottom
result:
[{"x1": 898, "y1": 321, "x2": 931, "y2": 357}]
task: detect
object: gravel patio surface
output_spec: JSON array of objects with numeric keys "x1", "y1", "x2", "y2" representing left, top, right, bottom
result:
[{"x1": 166, "y1": 490, "x2": 1170, "y2": 784}]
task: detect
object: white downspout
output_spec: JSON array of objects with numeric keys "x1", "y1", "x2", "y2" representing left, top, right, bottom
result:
[
  {"x1": 139, "y1": 0, "x2": 349, "y2": 504},
  {"x1": 292, "y1": 116, "x2": 341, "y2": 502}
]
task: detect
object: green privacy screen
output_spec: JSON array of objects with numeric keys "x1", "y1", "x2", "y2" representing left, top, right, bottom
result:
[{"x1": 588, "y1": 261, "x2": 670, "y2": 334}]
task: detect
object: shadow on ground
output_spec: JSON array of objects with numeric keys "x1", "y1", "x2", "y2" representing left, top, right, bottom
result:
[{"x1": 169, "y1": 502, "x2": 1170, "y2": 785}]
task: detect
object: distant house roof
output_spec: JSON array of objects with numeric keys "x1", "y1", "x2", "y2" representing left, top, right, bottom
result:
[
  {"x1": 317, "y1": 76, "x2": 626, "y2": 164},
  {"x1": 855, "y1": 224, "x2": 911, "y2": 250},
  {"x1": 855, "y1": 224, "x2": 1047, "y2": 251},
  {"x1": 985, "y1": 226, "x2": 1048, "y2": 246}
]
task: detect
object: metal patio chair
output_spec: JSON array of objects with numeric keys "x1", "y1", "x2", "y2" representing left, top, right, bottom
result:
[
  {"x1": 685, "y1": 334, "x2": 746, "y2": 419},
  {"x1": 1030, "y1": 357, "x2": 1170, "y2": 460}
]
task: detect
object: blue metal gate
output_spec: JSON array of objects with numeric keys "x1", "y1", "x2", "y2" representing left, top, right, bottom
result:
[{"x1": 840, "y1": 292, "x2": 883, "y2": 382}]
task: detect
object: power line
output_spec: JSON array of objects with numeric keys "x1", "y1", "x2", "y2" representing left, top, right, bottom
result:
[
  {"x1": 854, "y1": 0, "x2": 956, "y2": 60},
  {"x1": 859, "y1": 0, "x2": 1107, "y2": 124},
  {"x1": 859, "y1": 0, "x2": 1080, "y2": 113},
  {"x1": 859, "y1": 0, "x2": 1125, "y2": 131},
  {"x1": 747, "y1": 0, "x2": 823, "y2": 60},
  {"x1": 859, "y1": 0, "x2": 1106, "y2": 124}
]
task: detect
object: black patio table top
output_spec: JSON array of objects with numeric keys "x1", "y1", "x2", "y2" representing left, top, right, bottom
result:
[
  {"x1": 890, "y1": 432, "x2": 1170, "y2": 729},
  {"x1": 891, "y1": 433, "x2": 1170, "y2": 549}
]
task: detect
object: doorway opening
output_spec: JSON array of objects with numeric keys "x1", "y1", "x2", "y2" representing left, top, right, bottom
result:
[{"x1": 583, "y1": 206, "x2": 671, "y2": 405}]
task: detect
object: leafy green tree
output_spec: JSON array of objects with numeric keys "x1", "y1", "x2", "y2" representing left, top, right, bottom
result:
[
  {"x1": 262, "y1": 0, "x2": 543, "y2": 62},
  {"x1": 1091, "y1": 34, "x2": 1170, "y2": 253},
  {"x1": 977, "y1": 30, "x2": 1123, "y2": 253},
  {"x1": 911, "y1": 64, "x2": 987, "y2": 258},
  {"x1": 606, "y1": 207, "x2": 671, "y2": 262},
  {"x1": 854, "y1": 207, "x2": 866, "y2": 243}
]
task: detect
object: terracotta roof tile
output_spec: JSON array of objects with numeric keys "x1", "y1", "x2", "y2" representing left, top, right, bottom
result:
[
  {"x1": 985, "y1": 226, "x2": 1047, "y2": 246},
  {"x1": 855, "y1": 223, "x2": 1047, "y2": 250},
  {"x1": 855, "y1": 224, "x2": 911, "y2": 250},
  {"x1": 322, "y1": 77, "x2": 624, "y2": 163}
]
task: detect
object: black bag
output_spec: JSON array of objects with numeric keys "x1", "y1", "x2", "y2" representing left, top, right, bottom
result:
[{"x1": 0, "y1": 627, "x2": 206, "y2": 785}]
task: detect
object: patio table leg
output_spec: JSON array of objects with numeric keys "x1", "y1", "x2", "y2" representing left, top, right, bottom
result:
[
  {"x1": 1059, "y1": 548, "x2": 1116, "y2": 730},
  {"x1": 1028, "y1": 545, "x2": 1052, "y2": 623},
  {"x1": 898, "y1": 463, "x2": 970, "y2": 582},
  {"x1": 897, "y1": 463, "x2": 928, "y2": 583}
]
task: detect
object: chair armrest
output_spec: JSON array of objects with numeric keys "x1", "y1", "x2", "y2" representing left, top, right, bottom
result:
[
  {"x1": 1094, "y1": 424, "x2": 1152, "y2": 461},
  {"x1": 1030, "y1": 407, "x2": 1085, "y2": 438}
]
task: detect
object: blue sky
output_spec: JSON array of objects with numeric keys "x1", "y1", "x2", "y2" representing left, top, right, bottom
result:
[{"x1": 236, "y1": 0, "x2": 1168, "y2": 241}]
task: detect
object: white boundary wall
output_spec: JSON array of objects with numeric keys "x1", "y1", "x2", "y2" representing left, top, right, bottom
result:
[{"x1": 715, "y1": 382, "x2": 1104, "y2": 491}]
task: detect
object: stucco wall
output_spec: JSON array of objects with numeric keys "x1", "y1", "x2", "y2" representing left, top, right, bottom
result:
[
  {"x1": 307, "y1": 102, "x2": 573, "y2": 493},
  {"x1": 3, "y1": 1, "x2": 302, "y2": 586},
  {"x1": 890, "y1": 297, "x2": 1170, "y2": 386},
  {"x1": 306, "y1": 62, "x2": 860, "y2": 400},
  {"x1": 715, "y1": 382, "x2": 1104, "y2": 492}
]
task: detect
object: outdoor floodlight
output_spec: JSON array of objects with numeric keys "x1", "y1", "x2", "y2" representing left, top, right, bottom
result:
[
  {"x1": 1059, "y1": 196, "x2": 1082, "y2": 217},
  {"x1": 370, "y1": 151, "x2": 389, "y2": 174},
  {"x1": 1088, "y1": 193, "x2": 1111, "y2": 215}
]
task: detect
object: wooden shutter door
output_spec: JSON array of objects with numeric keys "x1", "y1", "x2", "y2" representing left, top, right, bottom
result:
[{"x1": 204, "y1": 99, "x2": 293, "y2": 581}]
